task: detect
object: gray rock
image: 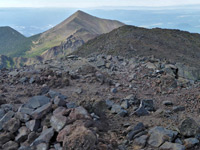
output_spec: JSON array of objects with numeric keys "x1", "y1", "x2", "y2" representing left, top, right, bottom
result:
[
  {"x1": 48, "y1": 90, "x2": 67, "y2": 100},
  {"x1": 66, "y1": 102, "x2": 77, "y2": 109},
  {"x1": 133, "y1": 135, "x2": 148, "y2": 149},
  {"x1": 27, "y1": 132, "x2": 39, "y2": 144},
  {"x1": 121, "y1": 100, "x2": 130, "y2": 109},
  {"x1": 15, "y1": 126, "x2": 29, "y2": 143},
  {"x1": 53, "y1": 96, "x2": 66, "y2": 107},
  {"x1": 2, "y1": 141, "x2": 19, "y2": 150},
  {"x1": 175, "y1": 138, "x2": 183, "y2": 145},
  {"x1": 31, "y1": 128, "x2": 54, "y2": 146},
  {"x1": 148, "y1": 126, "x2": 178, "y2": 147},
  {"x1": 31, "y1": 103, "x2": 52, "y2": 119},
  {"x1": 178, "y1": 117, "x2": 200, "y2": 137},
  {"x1": 111, "y1": 104, "x2": 122, "y2": 114},
  {"x1": 36, "y1": 143, "x2": 48, "y2": 150},
  {"x1": 159, "y1": 141, "x2": 185, "y2": 150},
  {"x1": 1, "y1": 104, "x2": 14, "y2": 112},
  {"x1": 50, "y1": 114, "x2": 67, "y2": 132},
  {"x1": 8, "y1": 71, "x2": 19, "y2": 77},
  {"x1": 0, "y1": 111, "x2": 14, "y2": 130},
  {"x1": 0, "y1": 132, "x2": 14, "y2": 146},
  {"x1": 118, "y1": 109, "x2": 128, "y2": 117},
  {"x1": 29, "y1": 77, "x2": 35, "y2": 84},
  {"x1": 124, "y1": 94, "x2": 140, "y2": 105},
  {"x1": 134, "y1": 107, "x2": 149, "y2": 116},
  {"x1": 127, "y1": 122, "x2": 145, "y2": 140},
  {"x1": 111, "y1": 104, "x2": 127, "y2": 117},
  {"x1": 163, "y1": 101, "x2": 173, "y2": 106},
  {"x1": 0, "y1": 108, "x2": 5, "y2": 119},
  {"x1": 105, "y1": 100, "x2": 114, "y2": 109},
  {"x1": 19, "y1": 77, "x2": 28, "y2": 83},
  {"x1": 96, "y1": 59, "x2": 105, "y2": 68},
  {"x1": 26, "y1": 120, "x2": 40, "y2": 132},
  {"x1": 141, "y1": 99, "x2": 155, "y2": 111},
  {"x1": 18, "y1": 146, "x2": 32, "y2": 150},
  {"x1": 3, "y1": 118, "x2": 20, "y2": 133},
  {"x1": 25, "y1": 96, "x2": 50, "y2": 109},
  {"x1": 15, "y1": 112, "x2": 30, "y2": 122},
  {"x1": 18, "y1": 106, "x2": 34, "y2": 115},
  {"x1": 111, "y1": 88, "x2": 117, "y2": 93},
  {"x1": 184, "y1": 138, "x2": 199, "y2": 149},
  {"x1": 173, "y1": 106, "x2": 185, "y2": 112},
  {"x1": 54, "y1": 143, "x2": 62, "y2": 150}
]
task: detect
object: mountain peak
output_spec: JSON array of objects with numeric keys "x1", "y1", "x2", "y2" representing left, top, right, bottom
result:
[{"x1": 70, "y1": 10, "x2": 92, "y2": 19}]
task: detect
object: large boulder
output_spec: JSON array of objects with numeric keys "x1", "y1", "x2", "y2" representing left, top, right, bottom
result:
[
  {"x1": 63, "y1": 125, "x2": 97, "y2": 150},
  {"x1": 178, "y1": 118, "x2": 200, "y2": 137},
  {"x1": 176, "y1": 63, "x2": 200, "y2": 81},
  {"x1": 25, "y1": 96, "x2": 50, "y2": 109},
  {"x1": 148, "y1": 126, "x2": 178, "y2": 147}
]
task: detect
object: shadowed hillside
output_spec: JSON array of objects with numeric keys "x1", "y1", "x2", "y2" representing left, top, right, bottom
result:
[{"x1": 75, "y1": 25, "x2": 200, "y2": 67}]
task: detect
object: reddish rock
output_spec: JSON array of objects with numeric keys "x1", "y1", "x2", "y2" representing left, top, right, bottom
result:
[
  {"x1": 53, "y1": 107, "x2": 71, "y2": 116},
  {"x1": 63, "y1": 125, "x2": 97, "y2": 150},
  {"x1": 69, "y1": 106, "x2": 91, "y2": 120}
]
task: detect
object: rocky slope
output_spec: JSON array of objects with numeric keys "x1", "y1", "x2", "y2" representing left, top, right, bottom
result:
[
  {"x1": 27, "y1": 10, "x2": 124, "y2": 58},
  {"x1": 74, "y1": 25, "x2": 200, "y2": 80},
  {"x1": 1, "y1": 53, "x2": 200, "y2": 150}
]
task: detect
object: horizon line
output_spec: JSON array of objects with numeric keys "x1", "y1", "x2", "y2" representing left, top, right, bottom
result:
[{"x1": 0, "y1": 4, "x2": 200, "y2": 9}]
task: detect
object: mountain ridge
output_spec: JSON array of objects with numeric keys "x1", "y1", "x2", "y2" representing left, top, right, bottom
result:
[
  {"x1": 73, "y1": 25, "x2": 200, "y2": 80},
  {"x1": 27, "y1": 10, "x2": 124, "y2": 57}
]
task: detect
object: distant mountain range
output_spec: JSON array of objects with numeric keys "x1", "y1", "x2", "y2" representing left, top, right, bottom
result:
[{"x1": 0, "y1": 10, "x2": 124, "y2": 68}]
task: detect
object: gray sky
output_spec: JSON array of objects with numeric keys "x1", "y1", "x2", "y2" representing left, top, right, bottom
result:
[{"x1": 0, "y1": 0, "x2": 200, "y2": 8}]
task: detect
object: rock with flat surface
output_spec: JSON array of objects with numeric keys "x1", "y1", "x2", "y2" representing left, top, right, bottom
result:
[
  {"x1": 134, "y1": 107, "x2": 149, "y2": 116},
  {"x1": 26, "y1": 120, "x2": 40, "y2": 132},
  {"x1": 31, "y1": 128, "x2": 54, "y2": 146},
  {"x1": 184, "y1": 138, "x2": 199, "y2": 149},
  {"x1": 50, "y1": 114, "x2": 67, "y2": 132},
  {"x1": 127, "y1": 122, "x2": 146, "y2": 140},
  {"x1": 148, "y1": 126, "x2": 178, "y2": 147},
  {"x1": 2, "y1": 141, "x2": 19, "y2": 150},
  {"x1": 31, "y1": 103, "x2": 52, "y2": 119},
  {"x1": 25, "y1": 96, "x2": 50, "y2": 109},
  {"x1": 133, "y1": 135, "x2": 148, "y2": 149},
  {"x1": 159, "y1": 141, "x2": 185, "y2": 150},
  {"x1": 140, "y1": 99, "x2": 155, "y2": 111},
  {"x1": 0, "y1": 111, "x2": 14, "y2": 130},
  {"x1": 18, "y1": 106, "x2": 34, "y2": 115},
  {"x1": 69, "y1": 106, "x2": 91, "y2": 120}
]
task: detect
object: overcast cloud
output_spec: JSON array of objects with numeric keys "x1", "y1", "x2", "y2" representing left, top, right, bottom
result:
[{"x1": 0, "y1": 0, "x2": 200, "y2": 8}]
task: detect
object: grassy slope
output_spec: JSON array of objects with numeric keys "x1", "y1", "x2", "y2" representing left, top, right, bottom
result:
[
  {"x1": 74, "y1": 25, "x2": 200, "y2": 68},
  {"x1": 0, "y1": 26, "x2": 40, "y2": 57}
]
